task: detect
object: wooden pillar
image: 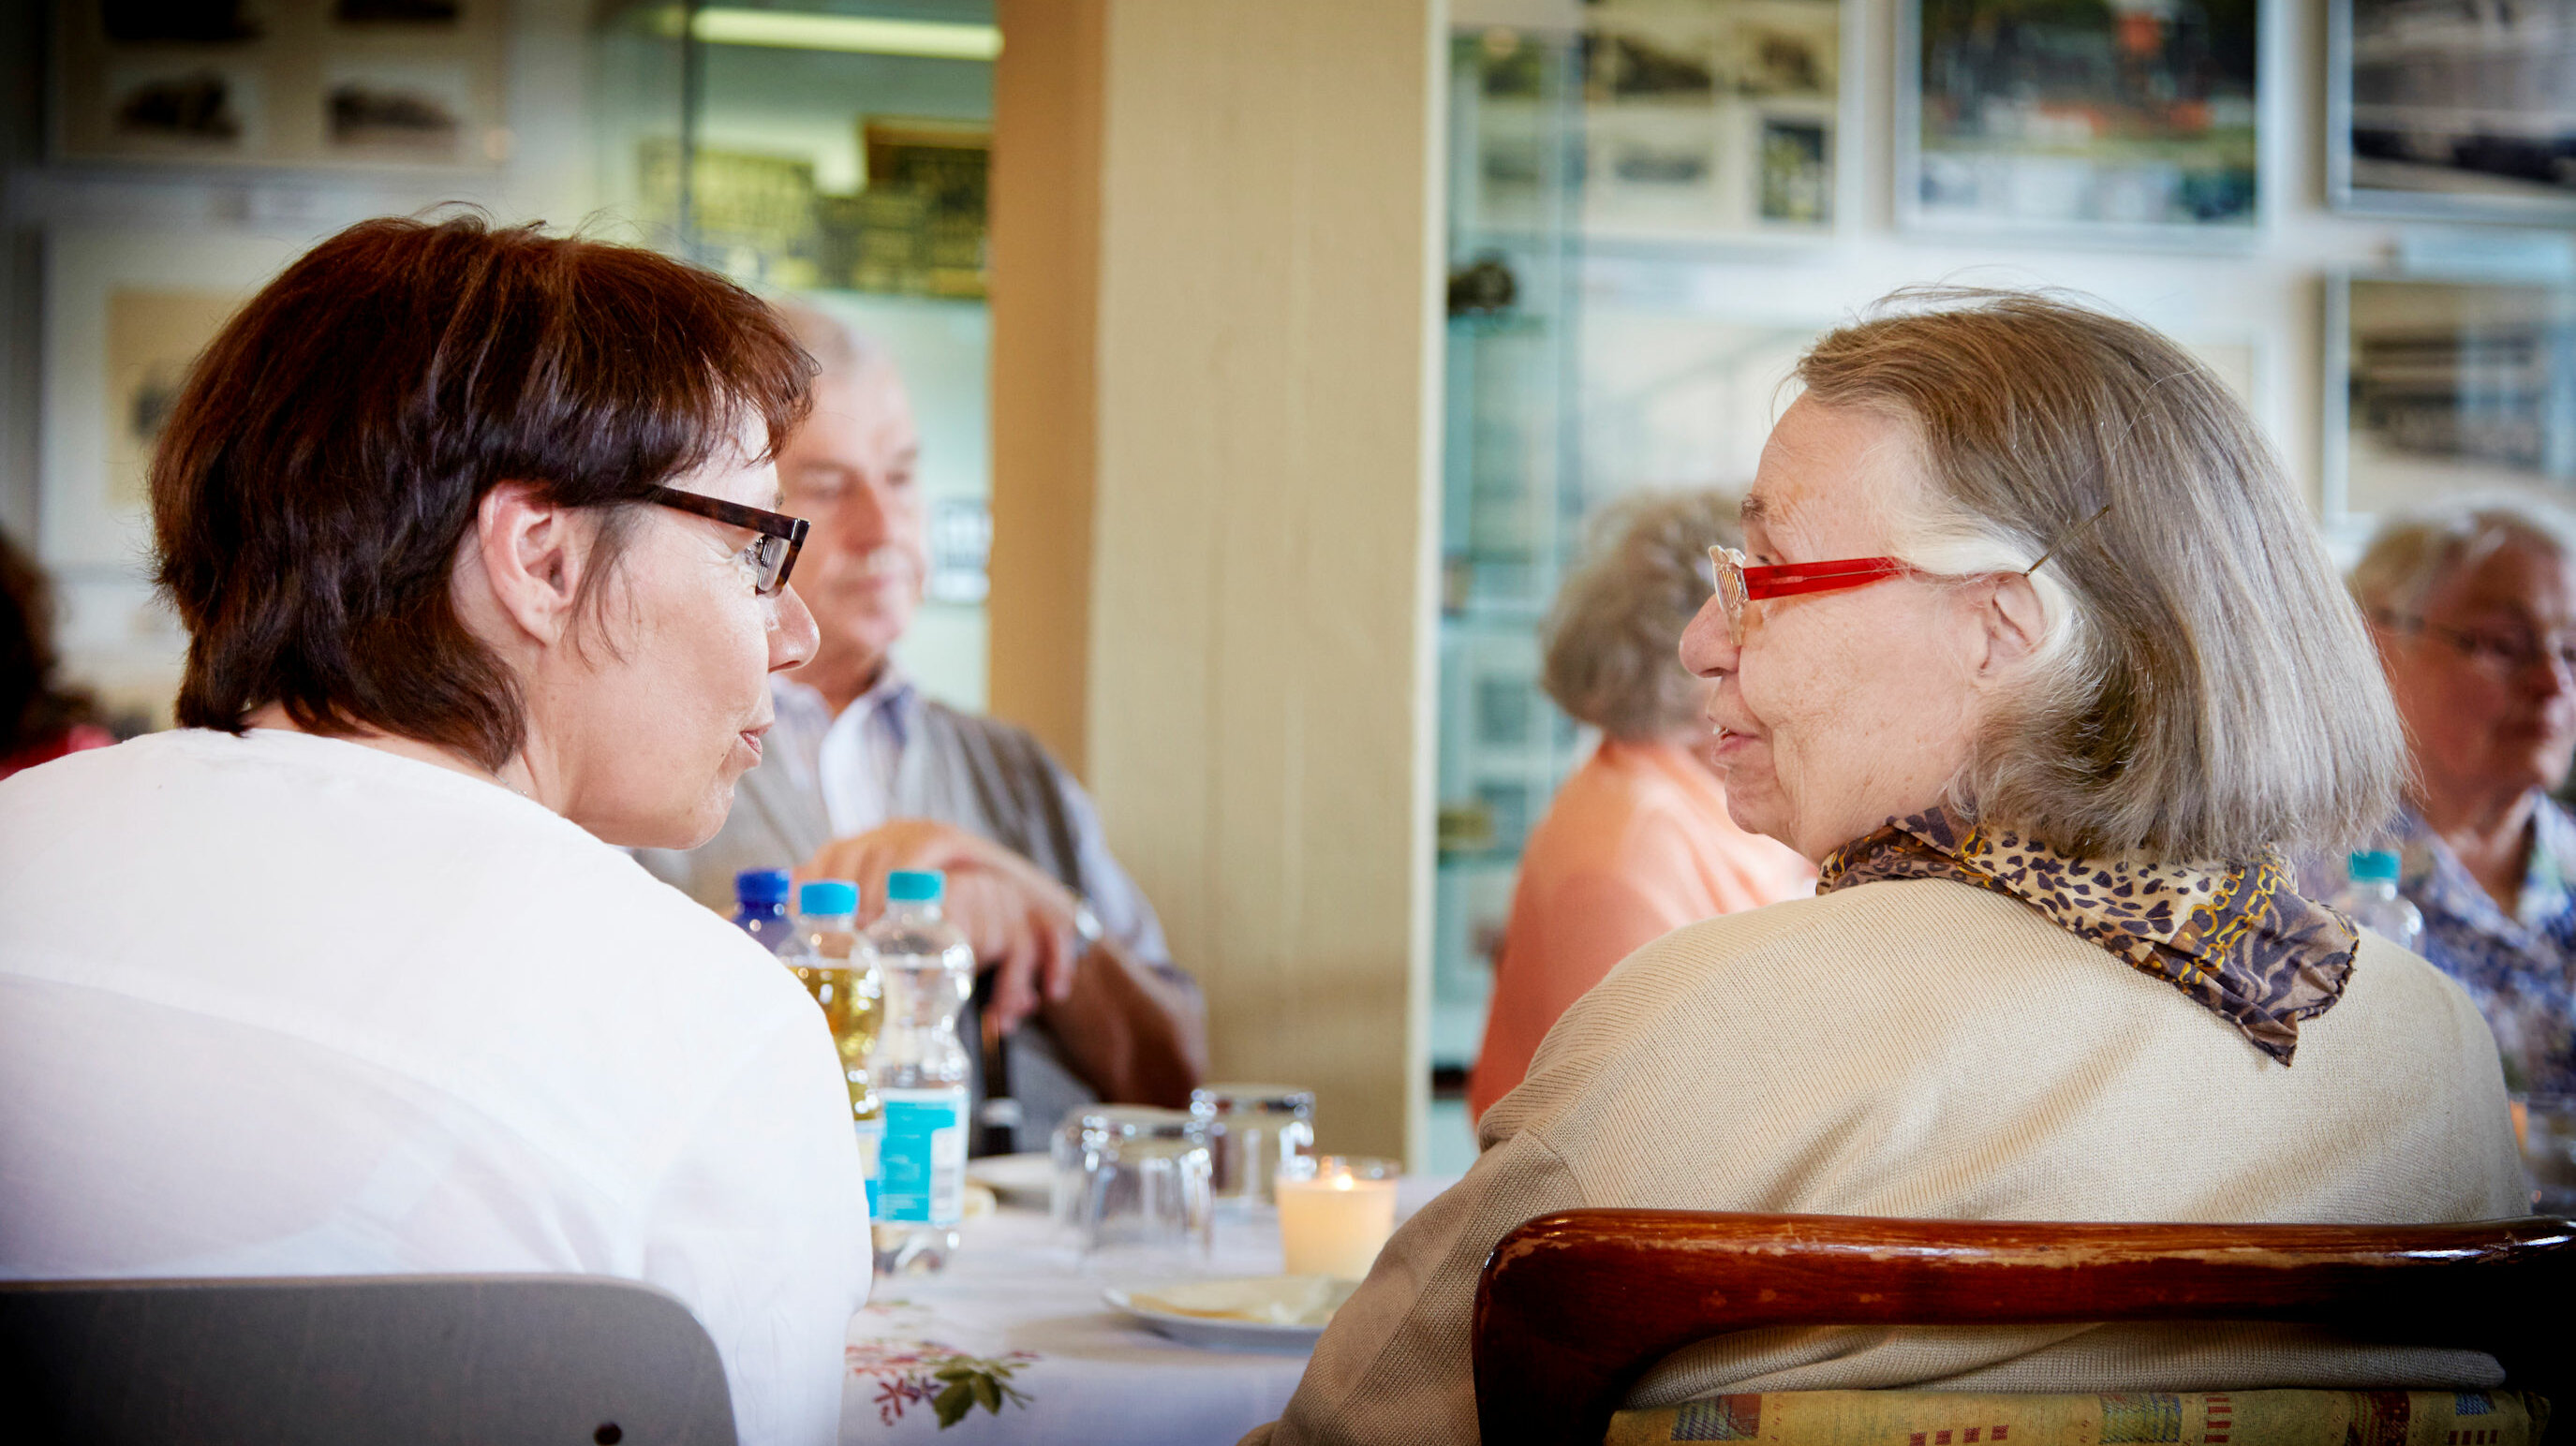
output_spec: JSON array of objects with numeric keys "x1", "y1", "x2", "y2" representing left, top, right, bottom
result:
[
  {"x1": 989, "y1": 0, "x2": 1446, "y2": 1162},
  {"x1": 987, "y1": 0, "x2": 1106, "y2": 775}
]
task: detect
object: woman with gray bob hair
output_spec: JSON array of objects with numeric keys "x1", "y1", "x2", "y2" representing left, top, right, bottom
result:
[
  {"x1": 1251, "y1": 291, "x2": 2521, "y2": 1446},
  {"x1": 1466, "y1": 492, "x2": 1813, "y2": 1119},
  {"x1": 1797, "y1": 291, "x2": 2405, "y2": 861}
]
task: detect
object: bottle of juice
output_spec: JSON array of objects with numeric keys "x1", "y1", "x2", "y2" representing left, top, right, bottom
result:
[{"x1": 779, "y1": 878, "x2": 883, "y2": 1217}]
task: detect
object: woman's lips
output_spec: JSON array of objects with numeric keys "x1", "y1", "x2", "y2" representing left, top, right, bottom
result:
[
  {"x1": 1706, "y1": 719, "x2": 1760, "y2": 760},
  {"x1": 739, "y1": 724, "x2": 770, "y2": 759}
]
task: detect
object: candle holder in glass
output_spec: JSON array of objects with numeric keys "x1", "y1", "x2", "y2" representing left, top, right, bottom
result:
[
  {"x1": 1274, "y1": 1155, "x2": 1399, "y2": 1281},
  {"x1": 1189, "y1": 1081, "x2": 1315, "y2": 1209}
]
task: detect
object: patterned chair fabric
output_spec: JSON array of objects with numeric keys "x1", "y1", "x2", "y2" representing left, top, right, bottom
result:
[{"x1": 1605, "y1": 1391, "x2": 2549, "y2": 1446}]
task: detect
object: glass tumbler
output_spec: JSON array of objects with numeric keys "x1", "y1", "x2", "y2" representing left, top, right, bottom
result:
[
  {"x1": 1051, "y1": 1105, "x2": 1214, "y2": 1276},
  {"x1": 1189, "y1": 1082, "x2": 1315, "y2": 1208},
  {"x1": 2515, "y1": 1094, "x2": 2576, "y2": 1212}
]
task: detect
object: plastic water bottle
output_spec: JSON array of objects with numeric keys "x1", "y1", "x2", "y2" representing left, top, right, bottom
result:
[
  {"x1": 862, "y1": 869, "x2": 977, "y2": 1274},
  {"x1": 732, "y1": 868, "x2": 796, "y2": 955},
  {"x1": 779, "y1": 879, "x2": 884, "y2": 1218},
  {"x1": 2332, "y1": 849, "x2": 2424, "y2": 953}
]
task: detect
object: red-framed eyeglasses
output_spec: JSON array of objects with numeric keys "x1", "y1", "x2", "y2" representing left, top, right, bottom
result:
[
  {"x1": 1704, "y1": 503, "x2": 2108, "y2": 645},
  {"x1": 1705, "y1": 546, "x2": 1915, "y2": 644}
]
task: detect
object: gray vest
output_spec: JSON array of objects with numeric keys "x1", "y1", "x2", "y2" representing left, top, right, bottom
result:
[{"x1": 636, "y1": 700, "x2": 1100, "y2": 1154}]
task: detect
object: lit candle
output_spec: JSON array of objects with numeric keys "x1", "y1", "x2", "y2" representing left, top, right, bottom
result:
[{"x1": 1276, "y1": 1156, "x2": 1399, "y2": 1280}]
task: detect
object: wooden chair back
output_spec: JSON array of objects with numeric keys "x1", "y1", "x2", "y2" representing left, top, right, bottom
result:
[
  {"x1": 1471, "y1": 1210, "x2": 2576, "y2": 1446},
  {"x1": 0, "y1": 1273, "x2": 738, "y2": 1446}
]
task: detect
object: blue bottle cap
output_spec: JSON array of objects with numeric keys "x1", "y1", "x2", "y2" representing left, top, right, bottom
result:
[
  {"x1": 734, "y1": 867, "x2": 792, "y2": 907},
  {"x1": 799, "y1": 879, "x2": 859, "y2": 917},
  {"x1": 886, "y1": 869, "x2": 944, "y2": 904},
  {"x1": 2347, "y1": 849, "x2": 2400, "y2": 883}
]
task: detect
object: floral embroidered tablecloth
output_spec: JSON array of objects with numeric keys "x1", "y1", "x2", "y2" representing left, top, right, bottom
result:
[{"x1": 840, "y1": 1176, "x2": 1451, "y2": 1444}]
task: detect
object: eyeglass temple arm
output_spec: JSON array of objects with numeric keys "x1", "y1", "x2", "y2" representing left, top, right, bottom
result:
[
  {"x1": 644, "y1": 485, "x2": 808, "y2": 544},
  {"x1": 1740, "y1": 557, "x2": 1908, "y2": 599}
]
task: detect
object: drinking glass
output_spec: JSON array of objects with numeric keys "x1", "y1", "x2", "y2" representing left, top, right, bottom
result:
[
  {"x1": 2514, "y1": 1094, "x2": 2576, "y2": 1212},
  {"x1": 1052, "y1": 1105, "x2": 1214, "y2": 1276},
  {"x1": 1189, "y1": 1082, "x2": 1315, "y2": 1209}
]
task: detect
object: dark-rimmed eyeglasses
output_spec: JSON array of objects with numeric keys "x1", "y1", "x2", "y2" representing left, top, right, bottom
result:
[{"x1": 645, "y1": 485, "x2": 809, "y2": 597}]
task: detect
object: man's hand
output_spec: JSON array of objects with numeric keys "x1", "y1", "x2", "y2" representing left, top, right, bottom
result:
[{"x1": 801, "y1": 820, "x2": 1079, "y2": 1033}]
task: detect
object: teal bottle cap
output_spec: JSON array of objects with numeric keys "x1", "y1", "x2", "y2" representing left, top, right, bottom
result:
[
  {"x1": 886, "y1": 869, "x2": 944, "y2": 903},
  {"x1": 799, "y1": 879, "x2": 859, "y2": 917},
  {"x1": 2347, "y1": 849, "x2": 2400, "y2": 883}
]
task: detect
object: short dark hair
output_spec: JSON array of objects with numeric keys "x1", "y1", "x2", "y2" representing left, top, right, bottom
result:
[{"x1": 153, "y1": 214, "x2": 814, "y2": 769}]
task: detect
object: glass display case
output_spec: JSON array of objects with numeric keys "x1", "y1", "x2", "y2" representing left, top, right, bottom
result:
[
  {"x1": 1430, "y1": 14, "x2": 1832, "y2": 1166},
  {"x1": 591, "y1": 0, "x2": 997, "y2": 710},
  {"x1": 1432, "y1": 27, "x2": 1589, "y2": 1146}
]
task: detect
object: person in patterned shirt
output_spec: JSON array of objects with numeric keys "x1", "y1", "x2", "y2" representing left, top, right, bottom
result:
[{"x1": 2350, "y1": 501, "x2": 2576, "y2": 1094}]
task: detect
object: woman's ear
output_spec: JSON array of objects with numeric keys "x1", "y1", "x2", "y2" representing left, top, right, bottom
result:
[
  {"x1": 472, "y1": 482, "x2": 591, "y2": 646},
  {"x1": 1975, "y1": 571, "x2": 2048, "y2": 681}
]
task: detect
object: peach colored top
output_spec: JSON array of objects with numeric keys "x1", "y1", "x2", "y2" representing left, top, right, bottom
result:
[{"x1": 1467, "y1": 739, "x2": 1814, "y2": 1120}]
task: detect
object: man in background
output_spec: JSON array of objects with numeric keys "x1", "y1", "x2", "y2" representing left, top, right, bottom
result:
[{"x1": 640, "y1": 304, "x2": 1204, "y2": 1150}]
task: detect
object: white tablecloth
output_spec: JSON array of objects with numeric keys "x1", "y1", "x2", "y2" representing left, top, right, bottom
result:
[{"x1": 838, "y1": 1176, "x2": 1453, "y2": 1444}]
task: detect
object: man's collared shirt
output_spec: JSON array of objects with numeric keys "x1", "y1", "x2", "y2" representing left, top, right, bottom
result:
[
  {"x1": 2391, "y1": 799, "x2": 2576, "y2": 1094},
  {"x1": 801, "y1": 668, "x2": 914, "y2": 839},
  {"x1": 766, "y1": 672, "x2": 1177, "y2": 975}
]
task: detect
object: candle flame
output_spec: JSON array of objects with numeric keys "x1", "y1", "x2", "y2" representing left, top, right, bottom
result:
[{"x1": 1331, "y1": 1173, "x2": 1354, "y2": 1190}]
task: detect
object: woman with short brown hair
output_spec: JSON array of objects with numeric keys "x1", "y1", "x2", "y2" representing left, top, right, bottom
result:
[{"x1": 0, "y1": 214, "x2": 867, "y2": 1446}]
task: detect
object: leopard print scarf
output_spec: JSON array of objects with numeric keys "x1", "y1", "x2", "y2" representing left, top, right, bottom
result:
[{"x1": 1818, "y1": 806, "x2": 2357, "y2": 1065}]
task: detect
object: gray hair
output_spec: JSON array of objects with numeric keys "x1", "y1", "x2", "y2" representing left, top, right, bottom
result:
[
  {"x1": 2349, "y1": 498, "x2": 2576, "y2": 622},
  {"x1": 1543, "y1": 490, "x2": 1740, "y2": 741},
  {"x1": 772, "y1": 298, "x2": 887, "y2": 385},
  {"x1": 1797, "y1": 288, "x2": 2405, "y2": 862}
]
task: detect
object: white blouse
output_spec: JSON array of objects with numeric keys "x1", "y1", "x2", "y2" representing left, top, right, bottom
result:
[{"x1": 0, "y1": 730, "x2": 871, "y2": 1446}]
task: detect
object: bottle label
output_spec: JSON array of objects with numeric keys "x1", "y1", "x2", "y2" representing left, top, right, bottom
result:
[
  {"x1": 854, "y1": 1115, "x2": 885, "y2": 1218},
  {"x1": 877, "y1": 1088, "x2": 966, "y2": 1225}
]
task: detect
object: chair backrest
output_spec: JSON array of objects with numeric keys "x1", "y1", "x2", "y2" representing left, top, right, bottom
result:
[
  {"x1": 0, "y1": 1274, "x2": 737, "y2": 1446},
  {"x1": 1471, "y1": 1211, "x2": 2576, "y2": 1446}
]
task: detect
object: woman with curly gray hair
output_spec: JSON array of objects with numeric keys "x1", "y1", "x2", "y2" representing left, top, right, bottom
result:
[
  {"x1": 1248, "y1": 291, "x2": 2523, "y2": 1446},
  {"x1": 1465, "y1": 491, "x2": 1812, "y2": 1119}
]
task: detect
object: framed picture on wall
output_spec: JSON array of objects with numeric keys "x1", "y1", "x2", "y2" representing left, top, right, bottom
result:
[
  {"x1": 53, "y1": 0, "x2": 509, "y2": 170},
  {"x1": 2329, "y1": 0, "x2": 2576, "y2": 223},
  {"x1": 2325, "y1": 273, "x2": 2576, "y2": 532},
  {"x1": 1896, "y1": 0, "x2": 2263, "y2": 244},
  {"x1": 38, "y1": 229, "x2": 307, "y2": 727},
  {"x1": 1579, "y1": 0, "x2": 1848, "y2": 243}
]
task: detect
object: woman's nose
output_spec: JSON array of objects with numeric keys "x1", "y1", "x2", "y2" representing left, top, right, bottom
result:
[
  {"x1": 770, "y1": 583, "x2": 822, "y2": 671},
  {"x1": 1679, "y1": 596, "x2": 1740, "y2": 678}
]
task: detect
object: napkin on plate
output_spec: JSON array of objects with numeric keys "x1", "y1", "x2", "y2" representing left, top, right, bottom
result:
[{"x1": 1125, "y1": 1275, "x2": 1358, "y2": 1328}]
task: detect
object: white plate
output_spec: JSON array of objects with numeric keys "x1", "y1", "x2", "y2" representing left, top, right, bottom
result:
[
  {"x1": 1102, "y1": 1277, "x2": 1352, "y2": 1352},
  {"x1": 963, "y1": 1152, "x2": 1055, "y2": 1209}
]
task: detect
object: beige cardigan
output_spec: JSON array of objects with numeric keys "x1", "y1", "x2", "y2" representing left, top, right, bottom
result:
[{"x1": 1249, "y1": 878, "x2": 2526, "y2": 1446}]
